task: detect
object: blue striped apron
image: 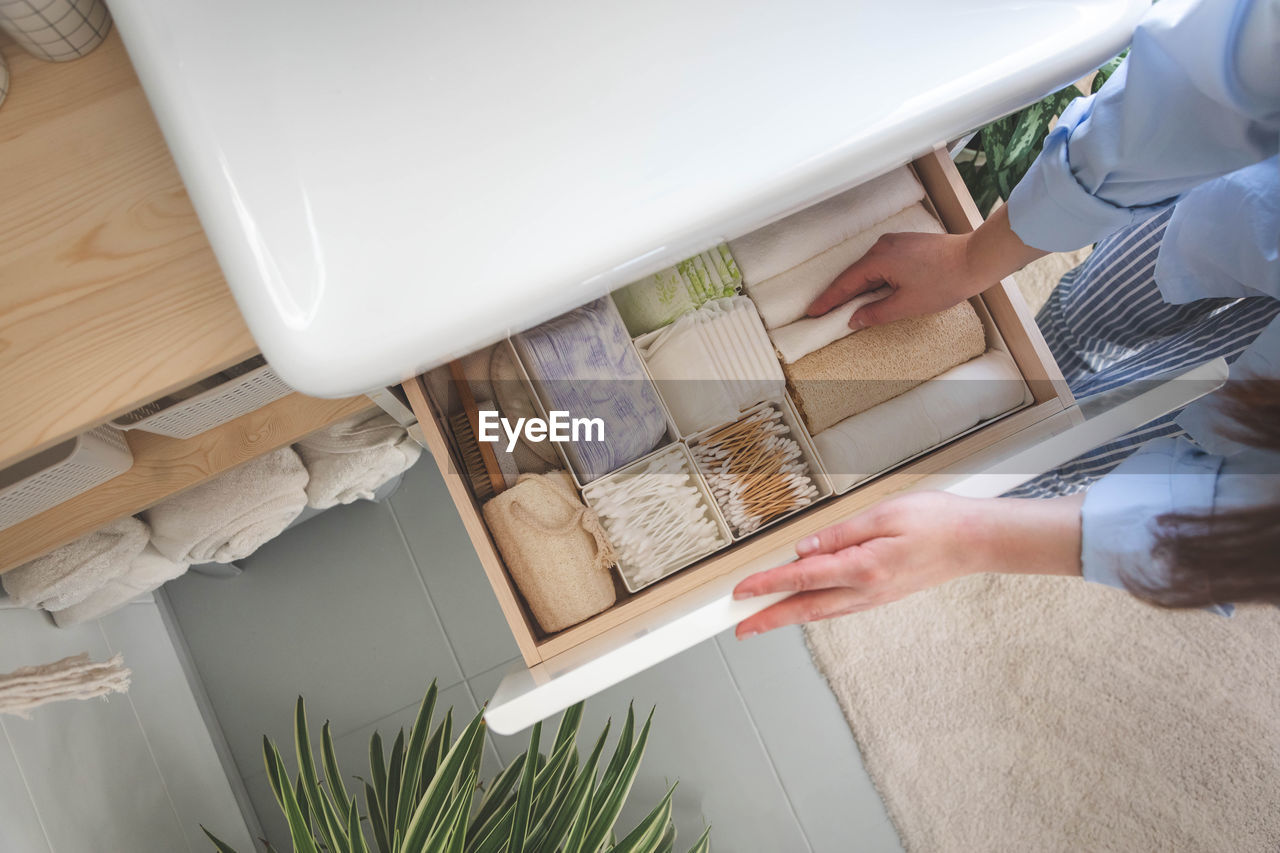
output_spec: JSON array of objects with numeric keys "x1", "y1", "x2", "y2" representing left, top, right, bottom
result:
[{"x1": 1007, "y1": 208, "x2": 1280, "y2": 498}]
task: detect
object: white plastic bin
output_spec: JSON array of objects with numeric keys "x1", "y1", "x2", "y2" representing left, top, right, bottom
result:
[
  {"x1": 111, "y1": 356, "x2": 292, "y2": 439},
  {"x1": 0, "y1": 426, "x2": 133, "y2": 530}
]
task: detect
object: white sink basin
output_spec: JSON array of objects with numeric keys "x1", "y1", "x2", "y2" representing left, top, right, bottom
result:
[{"x1": 108, "y1": 0, "x2": 1145, "y2": 396}]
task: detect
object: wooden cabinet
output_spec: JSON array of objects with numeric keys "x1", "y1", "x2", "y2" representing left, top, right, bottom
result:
[{"x1": 0, "y1": 32, "x2": 373, "y2": 571}]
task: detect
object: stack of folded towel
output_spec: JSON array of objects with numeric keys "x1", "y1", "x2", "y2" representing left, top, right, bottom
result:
[
  {"x1": 482, "y1": 470, "x2": 617, "y2": 634},
  {"x1": 814, "y1": 350, "x2": 1028, "y2": 492},
  {"x1": 51, "y1": 546, "x2": 188, "y2": 627},
  {"x1": 515, "y1": 298, "x2": 668, "y2": 482},
  {"x1": 731, "y1": 165, "x2": 1026, "y2": 486},
  {"x1": 636, "y1": 296, "x2": 785, "y2": 435},
  {"x1": 2, "y1": 516, "x2": 159, "y2": 611},
  {"x1": 145, "y1": 446, "x2": 309, "y2": 564},
  {"x1": 760, "y1": 205, "x2": 948, "y2": 363},
  {"x1": 583, "y1": 447, "x2": 727, "y2": 589},
  {"x1": 611, "y1": 245, "x2": 742, "y2": 336},
  {"x1": 730, "y1": 167, "x2": 927, "y2": 283},
  {"x1": 295, "y1": 410, "x2": 422, "y2": 509}
]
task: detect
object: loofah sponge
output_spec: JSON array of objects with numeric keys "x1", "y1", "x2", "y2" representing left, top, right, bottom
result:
[
  {"x1": 785, "y1": 300, "x2": 987, "y2": 435},
  {"x1": 482, "y1": 471, "x2": 617, "y2": 634}
]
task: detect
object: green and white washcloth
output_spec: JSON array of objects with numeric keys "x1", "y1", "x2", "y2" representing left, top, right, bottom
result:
[{"x1": 612, "y1": 244, "x2": 741, "y2": 336}]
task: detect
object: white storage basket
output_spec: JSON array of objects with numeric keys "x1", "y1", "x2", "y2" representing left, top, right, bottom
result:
[
  {"x1": 111, "y1": 356, "x2": 293, "y2": 439},
  {"x1": 0, "y1": 426, "x2": 133, "y2": 530}
]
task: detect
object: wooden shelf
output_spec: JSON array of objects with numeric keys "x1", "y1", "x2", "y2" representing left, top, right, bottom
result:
[
  {"x1": 0, "y1": 393, "x2": 375, "y2": 573},
  {"x1": 0, "y1": 30, "x2": 259, "y2": 470}
]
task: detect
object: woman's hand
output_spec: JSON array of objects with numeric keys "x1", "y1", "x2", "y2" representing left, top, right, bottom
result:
[
  {"x1": 806, "y1": 205, "x2": 1050, "y2": 328},
  {"x1": 732, "y1": 491, "x2": 1084, "y2": 638}
]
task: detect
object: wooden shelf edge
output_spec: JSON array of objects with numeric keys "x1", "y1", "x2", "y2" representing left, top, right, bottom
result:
[
  {"x1": 0, "y1": 30, "x2": 259, "y2": 470},
  {"x1": 0, "y1": 393, "x2": 375, "y2": 574}
]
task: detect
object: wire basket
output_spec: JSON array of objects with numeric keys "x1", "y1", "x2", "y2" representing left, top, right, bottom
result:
[
  {"x1": 111, "y1": 356, "x2": 293, "y2": 439},
  {"x1": 0, "y1": 426, "x2": 133, "y2": 530}
]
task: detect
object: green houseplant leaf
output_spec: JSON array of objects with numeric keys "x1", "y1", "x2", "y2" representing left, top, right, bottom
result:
[
  {"x1": 958, "y1": 52, "x2": 1127, "y2": 215},
  {"x1": 206, "y1": 685, "x2": 706, "y2": 853}
]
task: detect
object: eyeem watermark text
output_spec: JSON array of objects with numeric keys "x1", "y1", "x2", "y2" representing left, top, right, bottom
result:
[{"x1": 477, "y1": 410, "x2": 604, "y2": 451}]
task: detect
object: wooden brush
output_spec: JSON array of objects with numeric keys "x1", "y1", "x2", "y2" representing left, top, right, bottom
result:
[{"x1": 449, "y1": 360, "x2": 507, "y2": 500}]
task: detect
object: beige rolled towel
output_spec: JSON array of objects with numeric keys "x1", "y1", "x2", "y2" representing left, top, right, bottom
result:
[
  {"x1": 295, "y1": 411, "x2": 423, "y2": 509},
  {"x1": 2, "y1": 517, "x2": 149, "y2": 611},
  {"x1": 143, "y1": 447, "x2": 308, "y2": 564},
  {"x1": 786, "y1": 301, "x2": 987, "y2": 434},
  {"x1": 482, "y1": 471, "x2": 617, "y2": 634},
  {"x1": 52, "y1": 546, "x2": 188, "y2": 627}
]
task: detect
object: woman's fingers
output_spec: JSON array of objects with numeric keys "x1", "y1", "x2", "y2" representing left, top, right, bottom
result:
[
  {"x1": 733, "y1": 547, "x2": 877, "y2": 599},
  {"x1": 795, "y1": 506, "x2": 892, "y2": 556},
  {"x1": 849, "y1": 290, "x2": 907, "y2": 328},
  {"x1": 735, "y1": 588, "x2": 876, "y2": 638},
  {"x1": 805, "y1": 256, "x2": 886, "y2": 317}
]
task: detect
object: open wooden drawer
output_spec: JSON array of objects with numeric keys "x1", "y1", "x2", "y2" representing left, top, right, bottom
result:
[{"x1": 400, "y1": 148, "x2": 1225, "y2": 733}]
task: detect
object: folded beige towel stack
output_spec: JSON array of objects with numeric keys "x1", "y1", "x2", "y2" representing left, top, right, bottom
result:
[
  {"x1": 0, "y1": 653, "x2": 132, "y2": 718},
  {"x1": 786, "y1": 301, "x2": 987, "y2": 434},
  {"x1": 51, "y1": 545, "x2": 188, "y2": 627},
  {"x1": 144, "y1": 447, "x2": 309, "y2": 564},
  {"x1": 482, "y1": 471, "x2": 617, "y2": 634},
  {"x1": 295, "y1": 411, "x2": 422, "y2": 509},
  {"x1": 2, "y1": 517, "x2": 149, "y2": 611}
]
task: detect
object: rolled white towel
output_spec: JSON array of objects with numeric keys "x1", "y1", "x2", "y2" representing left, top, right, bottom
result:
[
  {"x1": 52, "y1": 546, "x2": 188, "y2": 627},
  {"x1": 2, "y1": 517, "x2": 149, "y2": 611},
  {"x1": 295, "y1": 411, "x2": 422, "y2": 509},
  {"x1": 729, "y1": 167, "x2": 925, "y2": 283},
  {"x1": 144, "y1": 447, "x2": 309, "y2": 564},
  {"x1": 748, "y1": 204, "x2": 945, "y2": 330},
  {"x1": 815, "y1": 350, "x2": 1028, "y2": 493},
  {"x1": 768, "y1": 287, "x2": 893, "y2": 364}
]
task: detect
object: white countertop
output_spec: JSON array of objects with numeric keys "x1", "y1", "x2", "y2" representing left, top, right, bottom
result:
[{"x1": 109, "y1": 0, "x2": 1145, "y2": 396}]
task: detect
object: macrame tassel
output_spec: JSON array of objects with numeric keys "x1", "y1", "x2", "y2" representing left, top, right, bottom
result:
[{"x1": 0, "y1": 652, "x2": 131, "y2": 719}]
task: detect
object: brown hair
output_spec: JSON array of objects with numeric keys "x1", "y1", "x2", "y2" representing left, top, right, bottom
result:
[{"x1": 1124, "y1": 380, "x2": 1280, "y2": 608}]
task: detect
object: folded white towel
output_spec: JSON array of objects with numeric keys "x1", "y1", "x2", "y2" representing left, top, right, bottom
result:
[
  {"x1": 144, "y1": 447, "x2": 309, "y2": 564},
  {"x1": 768, "y1": 287, "x2": 893, "y2": 364},
  {"x1": 51, "y1": 546, "x2": 188, "y2": 627},
  {"x1": 729, "y1": 167, "x2": 925, "y2": 284},
  {"x1": 295, "y1": 411, "x2": 422, "y2": 509},
  {"x1": 639, "y1": 297, "x2": 785, "y2": 436},
  {"x1": 2, "y1": 517, "x2": 149, "y2": 611},
  {"x1": 749, "y1": 204, "x2": 946, "y2": 330},
  {"x1": 814, "y1": 350, "x2": 1028, "y2": 493}
]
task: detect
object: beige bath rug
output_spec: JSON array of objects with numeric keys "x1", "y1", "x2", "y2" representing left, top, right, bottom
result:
[{"x1": 805, "y1": 573, "x2": 1280, "y2": 852}]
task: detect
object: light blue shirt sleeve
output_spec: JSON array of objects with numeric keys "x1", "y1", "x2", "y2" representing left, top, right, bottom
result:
[
  {"x1": 1082, "y1": 436, "x2": 1280, "y2": 614},
  {"x1": 1007, "y1": 0, "x2": 1280, "y2": 253}
]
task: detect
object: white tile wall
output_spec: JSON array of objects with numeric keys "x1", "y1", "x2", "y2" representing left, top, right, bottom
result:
[
  {"x1": 0, "y1": 603, "x2": 254, "y2": 853},
  {"x1": 165, "y1": 459, "x2": 904, "y2": 853}
]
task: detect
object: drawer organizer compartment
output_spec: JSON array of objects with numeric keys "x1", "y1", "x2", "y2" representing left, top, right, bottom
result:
[{"x1": 403, "y1": 148, "x2": 1074, "y2": 667}]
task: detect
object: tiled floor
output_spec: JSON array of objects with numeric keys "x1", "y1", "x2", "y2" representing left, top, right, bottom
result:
[
  {"x1": 0, "y1": 601, "x2": 254, "y2": 853},
  {"x1": 165, "y1": 459, "x2": 902, "y2": 852}
]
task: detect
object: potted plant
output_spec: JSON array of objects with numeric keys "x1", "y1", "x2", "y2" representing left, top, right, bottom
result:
[{"x1": 203, "y1": 681, "x2": 710, "y2": 853}]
